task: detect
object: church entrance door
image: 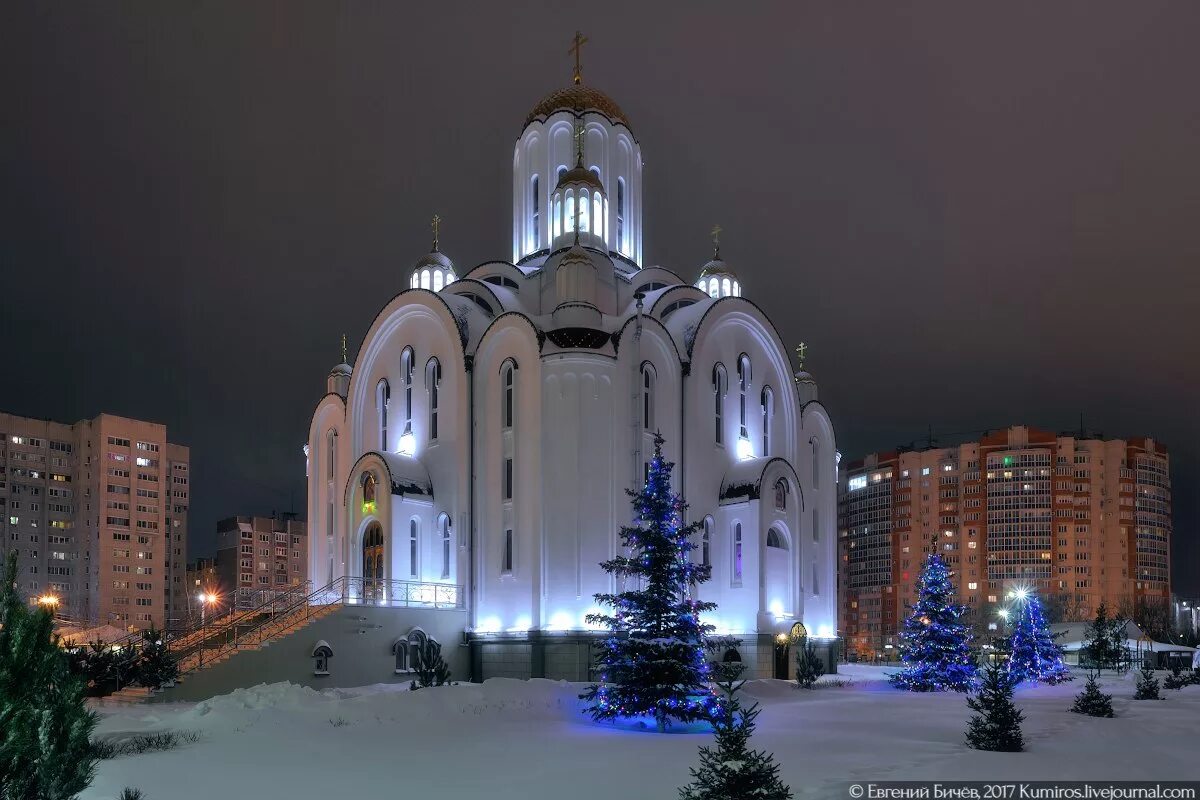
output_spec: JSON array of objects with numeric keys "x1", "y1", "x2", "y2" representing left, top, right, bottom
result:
[
  {"x1": 363, "y1": 522, "x2": 384, "y2": 604},
  {"x1": 773, "y1": 622, "x2": 808, "y2": 680}
]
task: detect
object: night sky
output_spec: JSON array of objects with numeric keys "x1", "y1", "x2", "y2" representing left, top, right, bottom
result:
[{"x1": 2, "y1": 3, "x2": 1197, "y2": 592}]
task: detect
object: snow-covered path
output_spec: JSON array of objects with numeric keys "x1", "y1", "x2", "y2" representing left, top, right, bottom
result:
[{"x1": 84, "y1": 666, "x2": 1200, "y2": 800}]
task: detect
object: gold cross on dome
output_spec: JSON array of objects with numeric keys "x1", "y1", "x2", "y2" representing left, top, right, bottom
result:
[
  {"x1": 341, "y1": 334, "x2": 347, "y2": 364},
  {"x1": 710, "y1": 224, "x2": 722, "y2": 259},
  {"x1": 569, "y1": 30, "x2": 588, "y2": 85},
  {"x1": 573, "y1": 122, "x2": 586, "y2": 164},
  {"x1": 795, "y1": 342, "x2": 808, "y2": 370},
  {"x1": 431, "y1": 214, "x2": 441, "y2": 250}
]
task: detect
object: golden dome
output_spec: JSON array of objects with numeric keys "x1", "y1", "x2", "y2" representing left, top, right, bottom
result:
[
  {"x1": 699, "y1": 259, "x2": 739, "y2": 280},
  {"x1": 525, "y1": 85, "x2": 631, "y2": 129}
]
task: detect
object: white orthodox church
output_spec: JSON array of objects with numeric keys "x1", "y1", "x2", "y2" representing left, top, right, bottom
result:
[{"x1": 305, "y1": 54, "x2": 840, "y2": 680}]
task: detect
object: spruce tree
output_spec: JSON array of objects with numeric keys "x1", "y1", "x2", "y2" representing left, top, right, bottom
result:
[
  {"x1": 1083, "y1": 603, "x2": 1124, "y2": 673},
  {"x1": 678, "y1": 680, "x2": 792, "y2": 800},
  {"x1": 794, "y1": 637, "x2": 824, "y2": 689},
  {"x1": 1133, "y1": 667, "x2": 1161, "y2": 700},
  {"x1": 889, "y1": 554, "x2": 976, "y2": 692},
  {"x1": 134, "y1": 627, "x2": 178, "y2": 690},
  {"x1": 965, "y1": 660, "x2": 1024, "y2": 752},
  {"x1": 1070, "y1": 672, "x2": 1114, "y2": 717},
  {"x1": 1163, "y1": 664, "x2": 1187, "y2": 690},
  {"x1": 582, "y1": 433, "x2": 718, "y2": 729},
  {"x1": 1006, "y1": 590, "x2": 1071, "y2": 685},
  {"x1": 0, "y1": 553, "x2": 98, "y2": 800}
]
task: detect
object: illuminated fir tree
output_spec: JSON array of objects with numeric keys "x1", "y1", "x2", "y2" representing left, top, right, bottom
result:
[
  {"x1": 889, "y1": 553, "x2": 976, "y2": 692},
  {"x1": 581, "y1": 433, "x2": 719, "y2": 729},
  {"x1": 1006, "y1": 590, "x2": 1071, "y2": 685}
]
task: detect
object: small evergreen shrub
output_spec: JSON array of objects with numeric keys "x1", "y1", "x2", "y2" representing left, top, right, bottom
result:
[
  {"x1": 965, "y1": 661, "x2": 1024, "y2": 752},
  {"x1": 1070, "y1": 673, "x2": 1114, "y2": 717},
  {"x1": 678, "y1": 679, "x2": 792, "y2": 800},
  {"x1": 1133, "y1": 668, "x2": 1161, "y2": 700},
  {"x1": 794, "y1": 638, "x2": 824, "y2": 690},
  {"x1": 117, "y1": 789, "x2": 144, "y2": 800},
  {"x1": 1164, "y1": 665, "x2": 1188, "y2": 690}
]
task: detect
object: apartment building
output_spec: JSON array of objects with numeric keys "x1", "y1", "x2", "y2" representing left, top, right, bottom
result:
[
  {"x1": 837, "y1": 425, "x2": 1170, "y2": 660},
  {"x1": 0, "y1": 411, "x2": 189, "y2": 631},
  {"x1": 214, "y1": 515, "x2": 307, "y2": 601}
]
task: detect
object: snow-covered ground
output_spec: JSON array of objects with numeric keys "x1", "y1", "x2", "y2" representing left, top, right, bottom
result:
[{"x1": 85, "y1": 666, "x2": 1199, "y2": 800}]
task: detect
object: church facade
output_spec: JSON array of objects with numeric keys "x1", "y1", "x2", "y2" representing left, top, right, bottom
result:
[{"x1": 305, "y1": 65, "x2": 840, "y2": 680}]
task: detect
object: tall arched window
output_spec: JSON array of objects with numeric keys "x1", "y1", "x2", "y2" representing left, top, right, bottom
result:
[
  {"x1": 733, "y1": 522, "x2": 743, "y2": 585},
  {"x1": 702, "y1": 517, "x2": 712, "y2": 568},
  {"x1": 811, "y1": 439, "x2": 820, "y2": 488},
  {"x1": 426, "y1": 358, "x2": 442, "y2": 441},
  {"x1": 502, "y1": 362, "x2": 515, "y2": 430},
  {"x1": 579, "y1": 189, "x2": 590, "y2": 231},
  {"x1": 440, "y1": 516, "x2": 451, "y2": 579},
  {"x1": 409, "y1": 519, "x2": 419, "y2": 578},
  {"x1": 641, "y1": 363, "x2": 655, "y2": 430},
  {"x1": 376, "y1": 380, "x2": 390, "y2": 451},
  {"x1": 553, "y1": 195, "x2": 562, "y2": 239},
  {"x1": 767, "y1": 528, "x2": 787, "y2": 549},
  {"x1": 712, "y1": 364, "x2": 727, "y2": 445},
  {"x1": 325, "y1": 430, "x2": 336, "y2": 481},
  {"x1": 774, "y1": 478, "x2": 788, "y2": 511},
  {"x1": 421, "y1": 269, "x2": 431, "y2": 290},
  {"x1": 616, "y1": 177, "x2": 625, "y2": 254},
  {"x1": 761, "y1": 386, "x2": 773, "y2": 456},
  {"x1": 401, "y1": 348, "x2": 414, "y2": 431},
  {"x1": 737, "y1": 356, "x2": 751, "y2": 441},
  {"x1": 531, "y1": 175, "x2": 540, "y2": 242},
  {"x1": 565, "y1": 192, "x2": 575, "y2": 232},
  {"x1": 593, "y1": 191, "x2": 603, "y2": 242}
]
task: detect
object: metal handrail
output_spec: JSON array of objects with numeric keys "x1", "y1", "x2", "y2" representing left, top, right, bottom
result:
[{"x1": 180, "y1": 576, "x2": 465, "y2": 676}]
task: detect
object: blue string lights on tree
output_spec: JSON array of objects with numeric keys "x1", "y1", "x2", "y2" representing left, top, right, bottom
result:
[
  {"x1": 580, "y1": 433, "x2": 721, "y2": 730},
  {"x1": 889, "y1": 553, "x2": 977, "y2": 692},
  {"x1": 1005, "y1": 588, "x2": 1071, "y2": 685}
]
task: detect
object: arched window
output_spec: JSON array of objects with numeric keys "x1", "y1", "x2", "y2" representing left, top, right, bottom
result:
[
  {"x1": 774, "y1": 478, "x2": 788, "y2": 511},
  {"x1": 702, "y1": 517, "x2": 712, "y2": 568},
  {"x1": 708, "y1": 277, "x2": 719, "y2": 298},
  {"x1": 722, "y1": 277, "x2": 731, "y2": 297},
  {"x1": 502, "y1": 528, "x2": 514, "y2": 574},
  {"x1": 767, "y1": 528, "x2": 787, "y2": 549},
  {"x1": 593, "y1": 192, "x2": 603, "y2": 242},
  {"x1": 712, "y1": 364, "x2": 727, "y2": 445},
  {"x1": 660, "y1": 299, "x2": 696, "y2": 318},
  {"x1": 440, "y1": 516, "x2": 451, "y2": 579},
  {"x1": 376, "y1": 380, "x2": 390, "y2": 451},
  {"x1": 641, "y1": 363, "x2": 655, "y2": 430},
  {"x1": 483, "y1": 275, "x2": 519, "y2": 291},
  {"x1": 737, "y1": 355, "x2": 751, "y2": 440},
  {"x1": 616, "y1": 177, "x2": 625, "y2": 253},
  {"x1": 531, "y1": 175, "x2": 540, "y2": 240},
  {"x1": 579, "y1": 189, "x2": 590, "y2": 231},
  {"x1": 421, "y1": 269, "x2": 431, "y2": 290},
  {"x1": 409, "y1": 519, "x2": 419, "y2": 578},
  {"x1": 557, "y1": 165, "x2": 567, "y2": 182},
  {"x1": 553, "y1": 195, "x2": 562, "y2": 239},
  {"x1": 761, "y1": 386, "x2": 773, "y2": 457},
  {"x1": 325, "y1": 430, "x2": 336, "y2": 481},
  {"x1": 811, "y1": 439, "x2": 820, "y2": 488},
  {"x1": 410, "y1": 273, "x2": 418, "y2": 289},
  {"x1": 502, "y1": 362, "x2": 515, "y2": 429},
  {"x1": 426, "y1": 358, "x2": 442, "y2": 441},
  {"x1": 433, "y1": 270, "x2": 444, "y2": 291},
  {"x1": 401, "y1": 348, "x2": 414, "y2": 431},
  {"x1": 733, "y1": 522, "x2": 743, "y2": 584},
  {"x1": 565, "y1": 192, "x2": 575, "y2": 232}
]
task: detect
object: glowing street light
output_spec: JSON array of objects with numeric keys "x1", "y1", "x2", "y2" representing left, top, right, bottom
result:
[
  {"x1": 37, "y1": 594, "x2": 60, "y2": 610},
  {"x1": 198, "y1": 591, "x2": 219, "y2": 625},
  {"x1": 997, "y1": 608, "x2": 1010, "y2": 621}
]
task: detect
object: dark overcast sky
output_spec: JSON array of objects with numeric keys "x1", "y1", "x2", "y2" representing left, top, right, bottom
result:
[{"x1": 2, "y1": 2, "x2": 1198, "y2": 592}]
